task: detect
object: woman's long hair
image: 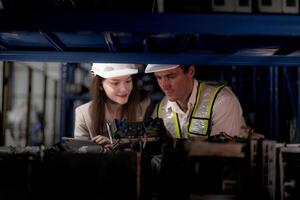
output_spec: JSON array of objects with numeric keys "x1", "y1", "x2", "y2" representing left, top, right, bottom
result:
[{"x1": 89, "y1": 75, "x2": 144, "y2": 136}]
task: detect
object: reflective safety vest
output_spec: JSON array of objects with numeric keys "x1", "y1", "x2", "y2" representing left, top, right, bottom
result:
[{"x1": 156, "y1": 82, "x2": 226, "y2": 139}]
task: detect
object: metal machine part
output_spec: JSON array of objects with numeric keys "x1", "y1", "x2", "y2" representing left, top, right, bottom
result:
[
  {"x1": 106, "y1": 118, "x2": 165, "y2": 152},
  {"x1": 108, "y1": 117, "x2": 165, "y2": 139}
]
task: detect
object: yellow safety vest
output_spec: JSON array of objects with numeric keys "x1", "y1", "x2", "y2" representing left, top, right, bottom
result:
[{"x1": 156, "y1": 82, "x2": 225, "y2": 139}]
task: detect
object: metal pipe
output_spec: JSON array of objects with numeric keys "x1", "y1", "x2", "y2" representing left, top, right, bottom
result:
[
  {"x1": 295, "y1": 67, "x2": 300, "y2": 142},
  {"x1": 52, "y1": 80, "x2": 58, "y2": 145},
  {"x1": 1, "y1": 61, "x2": 11, "y2": 146},
  {"x1": 283, "y1": 68, "x2": 297, "y2": 113},
  {"x1": 269, "y1": 67, "x2": 274, "y2": 139},
  {"x1": 41, "y1": 71, "x2": 47, "y2": 145},
  {"x1": 274, "y1": 67, "x2": 279, "y2": 141},
  {"x1": 26, "y1": 67, "x2": 32, "y2": 146},
  {"x1": 59, "y1": 64, "x2": 66, "y2": 142},
  {"x1": 252, "y1": 66, "x2": 256, "y2": 122}
]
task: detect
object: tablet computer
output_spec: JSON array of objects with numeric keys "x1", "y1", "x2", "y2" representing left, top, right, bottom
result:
[{"x1": 62, "y1": 137, "x2": 102, "y2": 152}]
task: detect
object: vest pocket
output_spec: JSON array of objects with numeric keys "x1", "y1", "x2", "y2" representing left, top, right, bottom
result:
[{"x1": 189, "y1": 117, "x2": 210, "y2": 136}]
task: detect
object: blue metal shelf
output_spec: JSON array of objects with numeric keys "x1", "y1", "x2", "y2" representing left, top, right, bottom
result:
[
  {"x1": 1, "y1": 12, "x2": 300, "y2": 64},
  {"x1": 1, "y1": 11, "x2": 300, "y2": 36},
  {"x1": 1, "y1": 10, "x2": 300, "y2": 142},
  {"x1": 2, "y1": 51, "x2": 300, "y2": 66}
]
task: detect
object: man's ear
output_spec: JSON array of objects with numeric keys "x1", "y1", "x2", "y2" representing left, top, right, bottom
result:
[{"x1": 189, "y1": 65, "x2": 195, "y2": 77}]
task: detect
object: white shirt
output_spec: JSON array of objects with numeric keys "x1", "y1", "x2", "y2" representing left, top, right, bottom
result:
[{"x1": 154, "y1": 80, "x2": 246, "y2": 138}]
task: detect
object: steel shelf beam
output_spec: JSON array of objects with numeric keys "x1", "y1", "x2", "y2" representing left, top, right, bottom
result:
[
  {"x1": 39, "y1": 31, "x2": 66, "y2": 51},
  {"x1": 3, "y1": 51, "x2": 300, "y2": 66},
  {"x1": 1, "y1": 11, "x2": 300, "y2": 36}
]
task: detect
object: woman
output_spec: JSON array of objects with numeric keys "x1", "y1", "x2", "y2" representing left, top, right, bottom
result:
[{"x1": 74, "y1": 63, "x2": 152, "y2": 150}]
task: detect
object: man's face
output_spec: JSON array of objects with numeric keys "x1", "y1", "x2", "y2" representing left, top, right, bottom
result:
[{"x1": 154, "y1": 66, "x2": 194, "y2": 102}]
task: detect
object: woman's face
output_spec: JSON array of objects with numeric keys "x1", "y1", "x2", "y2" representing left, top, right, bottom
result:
[{"x1": 102, "y1": 75, "x2": 133, "y2": 105}]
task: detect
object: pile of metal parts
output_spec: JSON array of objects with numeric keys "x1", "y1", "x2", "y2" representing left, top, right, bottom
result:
[
  {"x1": 157, "y1": 139, "x2": 248, "y2": 200},
  {"x1": 249, "y1": 141, "x2": 300, "y2": 200},
  {"x1": 109, "y1": 117, "x2": 165, "y2": 139},
  {"x1": 107, "y1": 117, "x2": 165, "y2": 152},
  {"x1": 0, "y1": 145, "x2": 139, "y2": 200},
  {"x1": 1, "y1": 128, "x2": 299, "y2": 199},
  {"x1": 51, "y1": 118, "x2": 165, "y2": 154},
  {"x1": 155, "y1": 139, "x2": 300, "y2": 200}
]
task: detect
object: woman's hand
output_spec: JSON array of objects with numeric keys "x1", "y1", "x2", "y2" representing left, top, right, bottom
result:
[{"x1": 92, "y1": 135, "x2": 112, "y2": 151}]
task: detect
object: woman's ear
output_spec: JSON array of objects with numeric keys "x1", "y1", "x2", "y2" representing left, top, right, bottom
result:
[{"x1": 97, "y1": 80, "x2": 104, "y2": 91}]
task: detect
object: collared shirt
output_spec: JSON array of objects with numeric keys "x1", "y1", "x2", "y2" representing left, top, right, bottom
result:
[{"x1": 153, "y1": 79, "x2": 245, "y2": 138}]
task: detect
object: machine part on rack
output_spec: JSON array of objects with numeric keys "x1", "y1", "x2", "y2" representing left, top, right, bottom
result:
[
  {"x1": 261, "y1": 140, "x2": 277, "y2": 200},
  {"x1": 279, "y1": 146, "x2": 300, "y2": 200},
  {"x1": 109, "y1": 117, "x2": 165, "y2": 139}
]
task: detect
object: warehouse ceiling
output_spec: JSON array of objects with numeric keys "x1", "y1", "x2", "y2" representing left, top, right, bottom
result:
[{"x1": 1, "y1": 3, "x2": 300, "y2": 65}]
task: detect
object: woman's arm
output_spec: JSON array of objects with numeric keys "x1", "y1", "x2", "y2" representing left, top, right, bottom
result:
[{"x1": 74, "y1": 106, "x2": 90, "y2": 140}]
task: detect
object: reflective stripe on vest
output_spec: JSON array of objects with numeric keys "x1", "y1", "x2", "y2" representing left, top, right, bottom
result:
[
  {"x1": 157, "y1": 82, "x2": 225, "y2": 138},
  {"x1": 188, "y1": 83, "x2": 225, "y2": 137},
  {"x1": 173, "y1": 112, "x2": 182, "y2": 139}
]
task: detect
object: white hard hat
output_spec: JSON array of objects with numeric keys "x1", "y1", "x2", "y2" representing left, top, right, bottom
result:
[
  {"x1": 91, "y1": 63, "x2": 138, "y2": 78},
  {"x1": 145, "y1": 64, "x2": 180, "y2": 73}
]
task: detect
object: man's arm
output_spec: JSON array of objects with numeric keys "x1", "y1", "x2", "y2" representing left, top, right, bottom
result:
[{"x1": 210, "y1": 87, "x2": 246, "y2": 137}]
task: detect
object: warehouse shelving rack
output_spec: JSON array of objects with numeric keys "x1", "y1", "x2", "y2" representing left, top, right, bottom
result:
[{"x1": 0, "y1": 11, "x2": 300, "y2": 141}]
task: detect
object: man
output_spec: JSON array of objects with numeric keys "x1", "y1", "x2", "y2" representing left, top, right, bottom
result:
[{"x1": 145, "y1": 64, "x2": 246, "y2": 139}]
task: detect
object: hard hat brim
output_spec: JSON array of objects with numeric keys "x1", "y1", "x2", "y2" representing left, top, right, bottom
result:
[
  {"x1": 91, "y1": 68, "x2": 138, "y2": 78},
  {"x1": 145, "y1": 64, "x2": 180, "y2": 73}
]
